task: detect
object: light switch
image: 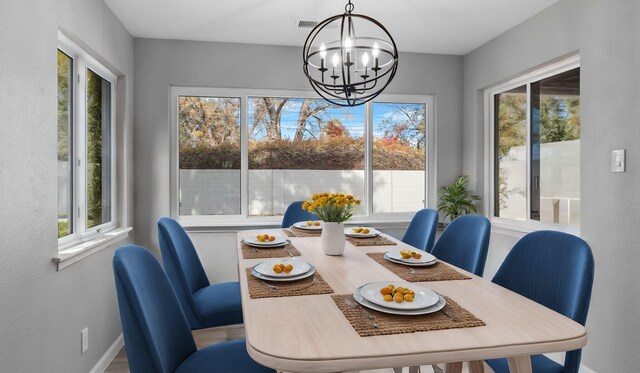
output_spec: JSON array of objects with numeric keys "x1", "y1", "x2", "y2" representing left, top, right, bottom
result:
[{"x1": 612, "y1": 149, "x2": 626, "y2": 172}]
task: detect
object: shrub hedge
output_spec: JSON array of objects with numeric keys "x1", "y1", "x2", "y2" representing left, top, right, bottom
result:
[{"x1": 179, "y1": 138, "x2": 425, "y2": 170}]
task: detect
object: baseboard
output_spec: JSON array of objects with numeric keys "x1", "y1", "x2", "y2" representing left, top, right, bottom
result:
[
  {"x1": 89, "y1": 334, "x2": 124, "y2": 373},
  {"x1": 580, "y1": 364, "x2": 597, "y2": 373}
]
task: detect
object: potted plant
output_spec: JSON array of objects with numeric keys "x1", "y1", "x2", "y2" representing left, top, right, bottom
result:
[
  {"x1": 303, "y1": 193, "x2": 361, "y2": 255},
  {"x1": 437, "y1": 175, "x2": 480, "y2": 227}
]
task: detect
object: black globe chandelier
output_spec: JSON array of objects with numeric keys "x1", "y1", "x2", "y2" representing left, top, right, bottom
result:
[{"x1": 302, "y1": 0, "x2": 399, "y2": 107}]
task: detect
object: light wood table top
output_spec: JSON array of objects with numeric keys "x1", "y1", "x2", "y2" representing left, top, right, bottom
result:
[{"x1": 236, "y1": 229, "x2": 587, "y2": 373}]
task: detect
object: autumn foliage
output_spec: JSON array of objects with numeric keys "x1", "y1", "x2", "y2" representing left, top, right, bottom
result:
[{"x1": 179, "y1": 137, "x2": 425, "y2": 170}]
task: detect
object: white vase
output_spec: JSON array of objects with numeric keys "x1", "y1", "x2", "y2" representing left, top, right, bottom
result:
[{"x1": 321, "y1": 222, "x2": 346, "y2": 256}]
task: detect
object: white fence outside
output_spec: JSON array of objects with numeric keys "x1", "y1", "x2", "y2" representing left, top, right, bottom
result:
[
  {"x1": 179, "y1": 169, "x2": 425, "y2": 216},
  {"x1": 499, "y1": 139, "x2": 580, "y2": 225}
]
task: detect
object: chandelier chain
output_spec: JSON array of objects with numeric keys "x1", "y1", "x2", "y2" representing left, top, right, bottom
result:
[{"x1": 345, "y1": 0, "x2": 354, "y2": 13}]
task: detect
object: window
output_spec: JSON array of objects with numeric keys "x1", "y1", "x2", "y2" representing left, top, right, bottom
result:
[
  {"x1": 171, "y1": 88, "x2": 432, "y2": 223},
  {"x1": 247, "y1": 97, "x2": 365, "y2": 216},
  {"x1": 178, "y1": 96, "x2": 241, "y2": 215},
  {"x1": 57, "y1": 34, "x2": 117, "y2": 246},
  {"x1": 489, "y1": 57, "x2": 580, "y2": 230},
  {"x1": 373, "y1": 102, "x2": 426, "y2": 213}
]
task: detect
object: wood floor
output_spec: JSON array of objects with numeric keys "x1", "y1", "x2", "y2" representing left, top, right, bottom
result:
[{"x1": 104, "y1": 325, "x2": 492, "y2": 373}]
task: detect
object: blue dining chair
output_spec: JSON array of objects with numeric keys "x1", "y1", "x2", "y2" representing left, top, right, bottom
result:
[
  {"x1": 113, "y1": 245, "x2": 275, "y2": 373},
  {"x1": 430, "y1": 214, "x2": 491, "y2": 276},
  {"x1": 281, "y1": 200, "x2": 320, "y2": 228},
  {"x1": 486, "y1": 230, "x2": 595, "y2": 373},
  {"x1": 401, "y1": 208, "x2": 439, "y2": 252},
  {"x1": 158, "y1": 217, "x2": 243, "y2": 330}
]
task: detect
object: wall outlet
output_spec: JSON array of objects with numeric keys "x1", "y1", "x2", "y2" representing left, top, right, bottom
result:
[
  {"x1": 612, "y1": 149, "x2": 626, "y2": 172},
  {"x1": 81, "y1": 328, "x2": 88, "y2": 354}
]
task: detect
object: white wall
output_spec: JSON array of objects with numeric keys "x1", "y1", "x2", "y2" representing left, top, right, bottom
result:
[
  {"x1": 462, "y1": 0, "x2": 640, "y2": 371},
  {"x1": 134, "y1": 39, "x2": 463, "y2": 254},
  {"x1": 0, "y1": 1, "x2": 134, "y2": 372}
]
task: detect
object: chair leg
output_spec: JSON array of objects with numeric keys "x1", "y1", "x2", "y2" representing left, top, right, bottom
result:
[
  {"x1": 393, "y1": 368, "x2": 404, "y2": 373},
  {"x1": 469, "y1": 361, "x2": 484, "y2": 373},
  {"x1": 445, "y1": 362, "x2": 462, "y2": 373},
  {"x1": 432, "y1": 364, "x2": 444, "y2": 373},
  {"x1": 408, "y1": 366, "x2": 420, "y2": 373}
]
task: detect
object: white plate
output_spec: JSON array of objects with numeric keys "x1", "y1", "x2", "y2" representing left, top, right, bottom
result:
[
  {"x1": 243, "y1": 235, "x2": 289, "y2": 247},
  {"x1": 387, "y1": 248, "x2": 436, "y2": 264},
  {"x1": 292, "y1": 221, "x2": 323, "y2": 230},
  {"x1": 360, "y1": 282, "x2": 439, "y2": 310},
  {"x1": 251, "y1": 264, "x2": 316, "y2": 282},
  {"x1": 254, "y1": 259, "x2": 311, "y2": 278},
  {"x1": 384, "y1": 253, "x2": 437, "y2": 267},
  {"x1": 344, "y1": 227, "x2": 379, "y2": 238},
  {"x1": 354, "y1": 286, "x2": 446, "y2": 315}
]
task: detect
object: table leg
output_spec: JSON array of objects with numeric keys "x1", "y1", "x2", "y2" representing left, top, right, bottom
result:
[
  {"x1": 507, "y1": 356, "x2": 532, "y2": 373},
  {"x1": 469, "y1": 361, "x2": 484, "y2": 373},
  {"x1": 445, "y1": 362, "x2": 462, "y2": 373}
]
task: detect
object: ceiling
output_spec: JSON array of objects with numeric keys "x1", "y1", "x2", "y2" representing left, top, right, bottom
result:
[{"x1": 104, "y1": 0, "x2": 558, "y2": 55}]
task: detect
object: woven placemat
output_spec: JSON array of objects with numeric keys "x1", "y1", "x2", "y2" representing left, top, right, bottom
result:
[
  {"x1": 331, "y1": 294, "x2": 485, "y2": 337},
  {"x1": 346, "y1": 235, "x2": 398, "y2": 247},
  {"x1": 283, "y1": 226, "x2": 322, "y2": 237},
  {"x1": 240, "y1": 241, "x2": 301, "y2": 259},
  {"x1": 245, "y1": 268, "x2": 334, "y2": 299},
  {"x1": 367, "y1": 253, "x2": 471, "y2": 282}
]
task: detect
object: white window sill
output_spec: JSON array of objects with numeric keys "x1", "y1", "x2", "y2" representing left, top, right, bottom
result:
[
  {"x1": 179, "y1": 216, "x2": 412, "y2": 232},
  {"x1": 53, "y1": 227, "x2": 133, "y2": 271}
]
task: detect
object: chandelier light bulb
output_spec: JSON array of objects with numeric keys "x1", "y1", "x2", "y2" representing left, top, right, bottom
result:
[
  {"x1": 372, "y1": 42, "x2": 380, "y2": 58},
  {"x1": 319, "y1": 43, "x2": 327, "y2": 59},
  {"x1": 332, "y1": 53, "x2": 340, "y2": 67},
  {"x1": 344, "y1": 37, "x2": 352, "y2": 50},
  {"x1": 362, "y1": 52, "x2": 369, "y2": 67}
]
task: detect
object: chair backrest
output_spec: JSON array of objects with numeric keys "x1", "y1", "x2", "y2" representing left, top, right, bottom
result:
[
  {"x1": 430, "y1": 214, "x2": 491, "y2": 276},
  {"x1": 281, "y1": 201, "x2": 320, "y2": 228},
  {"x1": 157, "y1": 217, "x2": 209, "y2": 328},
  {"x1": 113, "y1": 245, "x2": 197, "y2": 373},
  {"x1": 401, "y1": 208, "x2": 439, "y2": 252},
  {"x1": 492, "y1": 230, "x2": 594, "y2": 373}
]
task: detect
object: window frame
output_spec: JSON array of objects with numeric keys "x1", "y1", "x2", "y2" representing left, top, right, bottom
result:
[
  {"x1": 484, "y1": 54, "x2": 580, "y2": 235},
  {"x1": 169, "y1": 86, "x2": 434, "y2": 226},
  {"x1": 57, "y1": 32, "x2": 118, "y2": 249}
]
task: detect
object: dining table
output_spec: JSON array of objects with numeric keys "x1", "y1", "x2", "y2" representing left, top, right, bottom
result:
[{"x1": 235, "y1": 227, "x2": 587, "y2": 373}]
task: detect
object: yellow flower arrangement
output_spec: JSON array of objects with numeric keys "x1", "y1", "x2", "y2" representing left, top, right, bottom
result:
[{"x1": 302, "y1": 192, "x2": 361, "y2": 223}]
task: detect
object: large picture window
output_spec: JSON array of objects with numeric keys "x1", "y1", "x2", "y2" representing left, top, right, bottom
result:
[
  {"x1": 490, "y1": 58, "x2": 580, "y2": 229},
  {"x1": 171, "y1": 88, "x2": 432, "y2": 222},
  {"x1": 57, "y1": 34, "x2": 117, "y2": 246}
]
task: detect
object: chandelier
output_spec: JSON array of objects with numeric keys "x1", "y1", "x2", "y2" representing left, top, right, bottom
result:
[{"x1": 302, "y1": 0, "x2": 399, "y2": 107}]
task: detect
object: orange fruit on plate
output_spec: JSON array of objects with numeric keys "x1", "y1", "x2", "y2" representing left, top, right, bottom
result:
[
  {"x1": 380, "y1": 287, "x2": 393, "y2": 296},
  {"x1": 272, "y1": 265, "x2": 283, "y2": 273},
  {"x1": 383, "y1": 294, "x2": 393, "y2": 302},
  {"x1": 284, "y1": 264, "x2": 293, "y2": 273},
  {"x1": 268, "y1": 235, "x2": 276, "y2": 241},
  {"x1": 362, "y1": 228, "x2": 370, "y2": 234},
  {"x1": 263, "y1": 234, "x2": 269, "y2": 239},
  {"x1": 393, "y1": 293, "x2": 404, "y2": 303},
  {"x1": 313, "y1": 221, "x2": 321, "y2": 226},
  {"x1": 404, "y1": 294, "x2": 414, "y2": 302},
  {"x1": 306, "y1": 220, "x2": 312, "y2": 226}
]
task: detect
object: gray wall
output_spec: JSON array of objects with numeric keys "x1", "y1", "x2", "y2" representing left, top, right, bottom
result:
[
  {"x1": 133, "y1": 39, "x2": 463, "y2": 252},
  {"x1": 462, "y1": 0, "x2": 640, "y2": 371},
  {"x1": 0, "y1": 0, "x2": 134, "y2": 372}
]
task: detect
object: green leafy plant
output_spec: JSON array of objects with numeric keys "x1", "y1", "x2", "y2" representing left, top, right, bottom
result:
[{"x1": 437, "y1": 175, "x2": 480, "y2": 223}]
